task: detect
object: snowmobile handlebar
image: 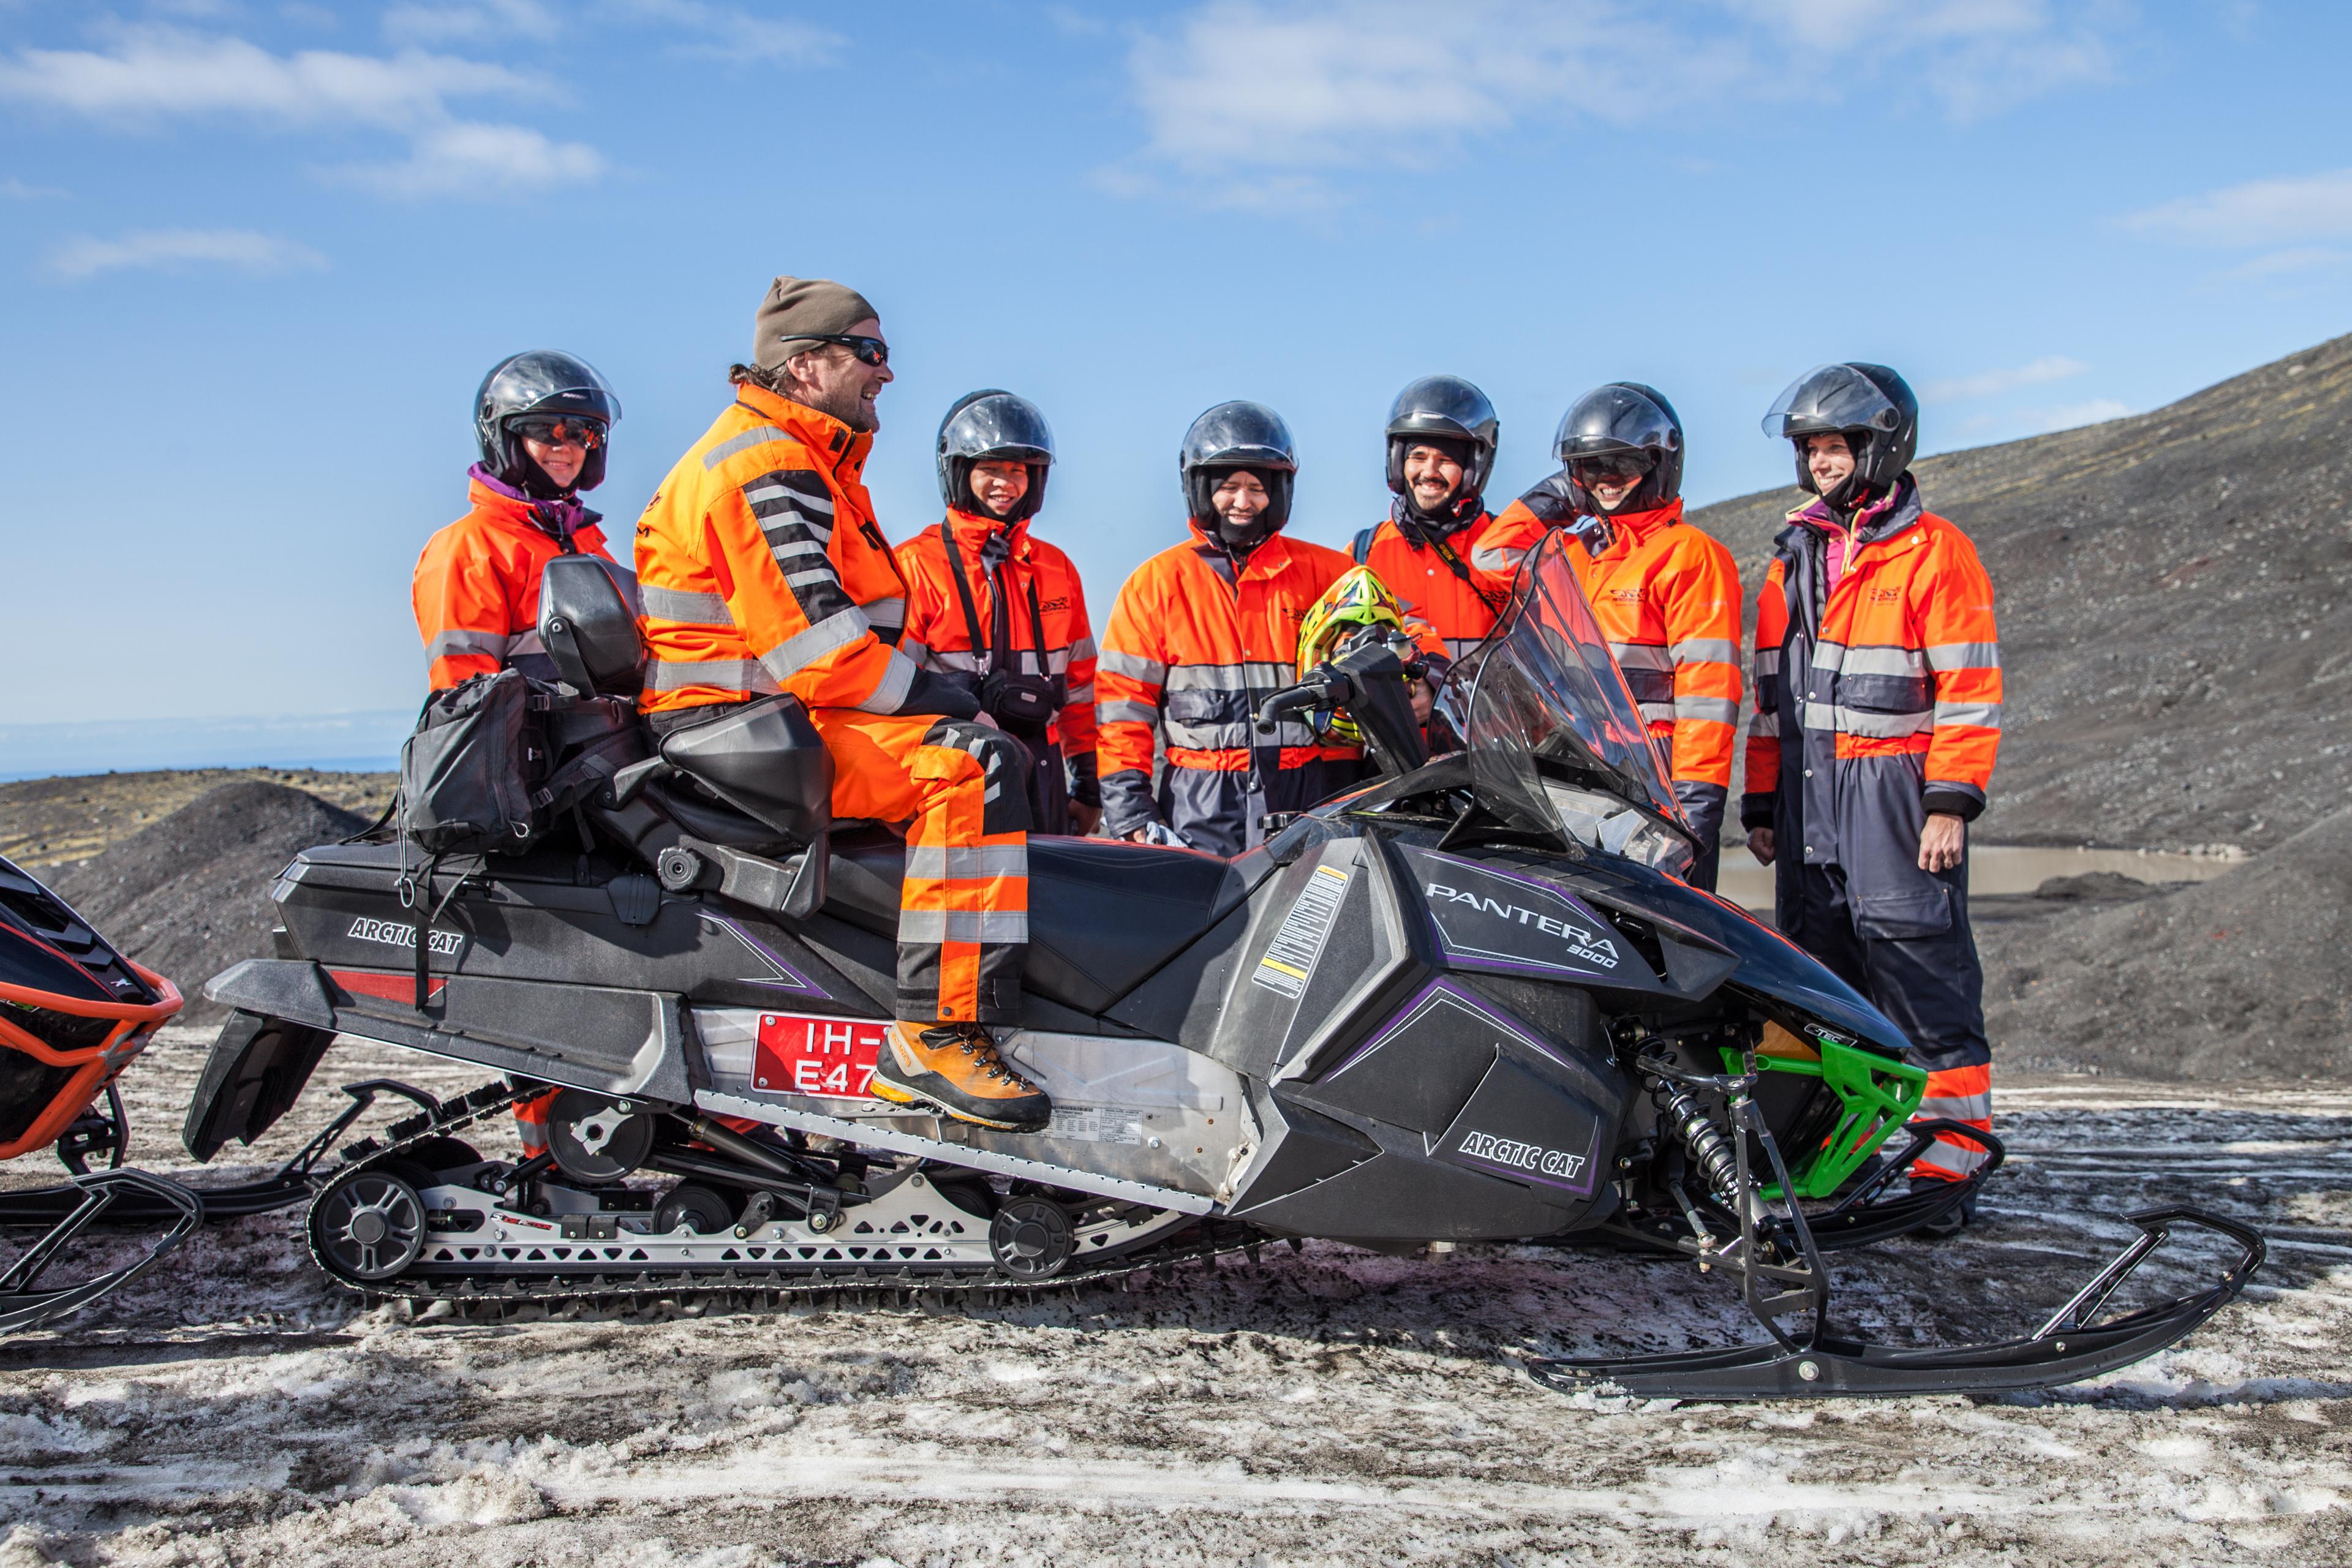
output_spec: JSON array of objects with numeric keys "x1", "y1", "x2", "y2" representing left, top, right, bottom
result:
[{"x1": 1254, "y1": 679, "x2": 1348, "y2": 734}]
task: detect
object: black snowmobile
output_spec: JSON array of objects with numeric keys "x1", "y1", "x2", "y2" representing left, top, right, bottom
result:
[{"x1": 181, "y1": 535, "x2": 2262, "y2": 1398}]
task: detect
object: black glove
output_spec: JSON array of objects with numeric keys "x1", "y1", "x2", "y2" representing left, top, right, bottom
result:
[{"x1": 895, "y1": 668, "x2": 983, "y2": 721}]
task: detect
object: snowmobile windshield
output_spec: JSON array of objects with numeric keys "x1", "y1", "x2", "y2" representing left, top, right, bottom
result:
[{"x1": 1441, "y1": 531, "x2": 1697, "y2": 877}]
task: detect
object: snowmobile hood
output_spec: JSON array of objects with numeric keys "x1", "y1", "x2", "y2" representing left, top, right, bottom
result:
[{"x1": 1523, "y1": 850, "x2": 1912, "y2": 1059}]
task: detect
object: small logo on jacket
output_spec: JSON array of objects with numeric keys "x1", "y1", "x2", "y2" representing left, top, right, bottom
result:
[
  {"x1": 1457, "y1": 1130, "x2": 1588, "y2": 1181},
  {"x1": 348, "y1": 917, "x2": 464, "y2": 957}
]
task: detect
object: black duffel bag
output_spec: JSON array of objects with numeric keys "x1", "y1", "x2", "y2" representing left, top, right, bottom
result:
[{"x1": 398, "y1": 669, "x2": 641, "y2": 856}]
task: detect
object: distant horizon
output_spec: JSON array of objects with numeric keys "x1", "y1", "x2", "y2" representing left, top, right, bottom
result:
[{"x1": 0, "y1": 710, "x2": 409, "y2": 782}]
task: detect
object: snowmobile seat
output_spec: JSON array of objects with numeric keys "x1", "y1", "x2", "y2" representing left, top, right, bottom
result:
[
  {"x1": 539, "y1": 554, "x2": 645, "y2": 701},
  {"x1": 821, "y1": 826, "x2": 1269, "y2": 1012},
  {"x1": 655, "y1": 696, "x2": 833, "y2": 848}
]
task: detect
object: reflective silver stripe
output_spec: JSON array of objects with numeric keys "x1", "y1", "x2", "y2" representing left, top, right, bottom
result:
[
  {"x1": 1932, "y1": 701, "x2": 2003, "y2": 729},
  {"x1": 1925, "y1": 640, "x2": 2001, "y2": 671},
  {"x1": 1804, "y1": 702, "x2": 1932, "y2": 738},
  {"x1": 1673, "y1": 695, "x2": 1741, "y2": 725},
  {"x1": 928, "y1": 649, "x2": 984, "y2": 673},
  {"x1": 1754, "y1": 649, "x2": 1782, "y2": 679},
  {"x1": 1747, "y1": 709, "x2": 1777, "y2": 737},
  {"x1": 899, "y1": 637, "x2": 931, "y2": 666},
  {"x1": 904, "y1": 845, "x2": 1030, "y2": 880},
  {"x1": 1165, "y1": 662, "x2": 1248, "y2": 692},
  {"x1": 757, "y1": 606, "x2": 870, "y2": 684},
  {"x1": 426, "y1": 628, "x2": 508, "y2": 662},
  {"x1": 1099, "y1": 699, "x2": 1159, "y2": 726},
  {"x1": 1919, "y1": 1093, "x2": 1992, "y2": 1121},
  {"x1": 1838, "y1": 645, "x2": 1928, "y2": 680},
  {"x1": 1669, "y1": 638, "x2": 1741, "y2": 665},
  {"x1": 1243, "y1": 660, "x2": 1295, "y2": 685},
  {"x1": 897, "y1": 909, "x2": 1030, "y2": 944},
  {"x1": 1096, "y1": 649, "x2": 1167, "y2": 684},
  {"x1": 862, "y1": 596, "x2": 906, "y2": 630},
  {"x1": 1610, "y1": 643, "x2": 1674, "y2": 672},
  {"x1": 1066, "y1": 636, "x2": 1098, "y2": 662},
  {"x1": 1044, "y1": 646, "x2": 1074, "y2": 674},
  {"x1": 854, "y1": 648, "x2": 919, "y2": 715},
  {"x1": 1637, "y1": 701, "x2": 1677, "y2": 725},
  {"x1": 1444, "y1": 637, "x2": 1482, "y2": 661},
  {"x1": 1167, "y1": 718, "x2": 1316, "y2": 750},
  {"x1": 640, "y1": 585, "x2": 733, "y2": 624},
  {"x1": 1468, "y1": 543, "x2": 1526, "y2": 572},
  {"x1": 1064, "y1": 681, "x2": 1095, "y2": 704},
  {"x1": 1912, "y1": 1140, "x2": 1993, "y2": 1177},
  {"x1": 643, "y1": 657, "x2": 782, "y2": 693},
  {"x1": 744, "y1": 481, "x2": 834, "y2": 527},
  {"x1": 508, "y1": 630, "x2": 546, "y2": 659},
  {"x1": 703, "y1": 426, "x2": 793, "y2": 470},
  {"x1": 769, "y1": 538, "x2": 828, "y2": 563},
  {"x1": 1809, "y1": 639, "x2": 1848, "y2": 670},
  {"x1": 783, "y1": 568, "x2": 841, "y2": 592}
]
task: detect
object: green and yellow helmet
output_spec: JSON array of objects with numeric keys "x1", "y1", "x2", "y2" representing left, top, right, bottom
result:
[{"x1": 1297, "y1": 565, "x2": 1410, "y2": 744}]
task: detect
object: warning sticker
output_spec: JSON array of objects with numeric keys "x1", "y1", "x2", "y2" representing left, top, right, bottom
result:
[
  {"x1": 1046, "y1": 1106, "x2": 1144, "y2": 1145},
  {"x1": 1251, "y1": 864, "x2": 1351, "y2": 998}
]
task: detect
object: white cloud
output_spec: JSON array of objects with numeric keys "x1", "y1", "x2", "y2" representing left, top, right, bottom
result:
[
  {"x1": 2225, "y1": 246, "x2": 2352, "y2": 281},
  {"x1": 599, "y1": 0, "x2": 842, "y2": 62},
  {"x1": 336, "y1": 119, "x2": 605, "y2": 197},
  {"x1": 0, "y1": 25, "x2": 598, "y2": 202},
  {"x1": 382, "y1": 0, "x2": 559, "y2": 45},
  {"x1": 1115, "y1": 0, "x2": 2124, "y2": 193},
  {"x1": 0, "y1": 27, "x2": 537, "y2": 129},
  {"x1": 1922, "y1": 355, "x2": 2088, "y2": 402},
  {"x1": 0, "y1": 175, "x2": 66, "y2": 199},
  {"x1": 43, "y1": 227, "x2": 327, "y2": 281},
  {"x1": 2123, "y1": 167, "x2": 2352, "y2": 248},
  {"x1": 1961, "y1": 395, "x2": 2130, "y2": 437}
]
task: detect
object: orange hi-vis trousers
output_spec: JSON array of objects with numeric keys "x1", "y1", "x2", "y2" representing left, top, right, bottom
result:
[{"x1": 819, "y1": 708, "x2": 1031, "y2": 1025}]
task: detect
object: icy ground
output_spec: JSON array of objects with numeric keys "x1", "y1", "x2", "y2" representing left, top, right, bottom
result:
[{"x1": 1, "y1": 1031, "x2": 2348, "y2": 1567}]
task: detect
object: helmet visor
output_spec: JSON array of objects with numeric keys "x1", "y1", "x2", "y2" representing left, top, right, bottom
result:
[
  {"x1": 1183, "y1": 401, "x2": 1297, "y2": 473},
  {"x1": 1763, "y1": 364, "x2": 1902, "y2": 440},
  {"x1": 1555, "y1": 383, "x2": 1679, "y2": 461},
  {"x1": 941, "y1": 392, "x2": 1054, "y2": 466}
]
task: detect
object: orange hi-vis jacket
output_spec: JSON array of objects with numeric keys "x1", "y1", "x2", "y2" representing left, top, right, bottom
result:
[
  {"x1": 1743, "y1": 481, "x2": 2002, "y2": 834},
  {"x1": 412, "y1": 474, "x2": 619, "y2": 690},
  {"x1": 895, "y1": 509, "x2": 1098, "y2": 764},
  {"x1": 1348, "y1": 506, "x2": 1544, "y2": 662},
  {"x1": 1096, "y1": 525, "x2": 1375, "y2": 848},
  {"x1": 1558, "y1": 498, "x2": 1743, "y2": 799},
  {"x1": 634, "y1": 385, "x2": 916, "y2": 718}
]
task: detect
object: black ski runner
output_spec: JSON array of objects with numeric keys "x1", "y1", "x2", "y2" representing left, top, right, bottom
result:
[{"x1": 301, "y1": 1080, "x2": 1257, "y2": 1310}]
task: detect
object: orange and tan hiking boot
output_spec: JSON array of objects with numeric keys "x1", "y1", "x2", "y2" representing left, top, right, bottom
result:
[{"x1": 869, "y1": 1022, "x2": 1052, "y2": 1133}]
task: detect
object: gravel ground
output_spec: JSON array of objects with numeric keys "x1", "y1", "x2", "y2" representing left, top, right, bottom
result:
[{"x1": 0, "y1": 1028, "x2": 2345, "y2": 1566}]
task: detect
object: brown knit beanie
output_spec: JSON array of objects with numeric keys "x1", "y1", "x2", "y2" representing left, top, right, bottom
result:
[{"x1": 753, "y1": 276, "x2": 879, "y2": 372}]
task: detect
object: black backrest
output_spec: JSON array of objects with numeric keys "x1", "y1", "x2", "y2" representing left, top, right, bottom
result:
[
  {"x1": 658, "y1": 695, "x2": 835, "y2": 845},
  {"x1": 539, "y1": 555, "x2": 644, "y2": 699}
]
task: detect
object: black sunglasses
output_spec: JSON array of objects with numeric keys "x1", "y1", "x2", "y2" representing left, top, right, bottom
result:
[
  {"x1": 786, "y1": 333, "x2": 890, "y2": 368},
  {"x1": 1571, "y1": 452, "x2": 1653, "y2": 481},
  {"x1": 510, "y1": 416, "x2": 606, "y2": 449}
]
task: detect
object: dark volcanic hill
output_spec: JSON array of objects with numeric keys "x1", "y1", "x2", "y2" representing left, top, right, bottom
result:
[
  {"x1": 47, "y1": 782, "x2": 366, "y2": 1022},
  {"x1": 1693, "y1": 333, "x2": 2352, "y2": 854}
]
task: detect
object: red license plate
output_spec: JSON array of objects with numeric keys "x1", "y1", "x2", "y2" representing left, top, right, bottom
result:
[{"x1": 753, "y1": 1012, "x2": 888, "y2": 1101}]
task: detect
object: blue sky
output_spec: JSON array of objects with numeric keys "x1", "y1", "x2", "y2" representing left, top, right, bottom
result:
[{"x1": 2, "y1": 0, "x2": 2348, "y2": 755}]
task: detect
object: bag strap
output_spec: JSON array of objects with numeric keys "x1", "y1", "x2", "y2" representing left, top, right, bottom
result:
[
  {"x1": 939, "y1": 522, "x2": 992, "y2": 673},
  {"x1": 1351, "y1": 526, "x2": 1378, "y2": 565},
  {"x1": 528, "y1": 725, "x2": 643, "y2": 818},
  {"x1": 1425, "y1": 529, "x2": 1507, "y2": 616},
  {"x1": 1023, "y1": 569, "x2": 1054, "y2": 684}
]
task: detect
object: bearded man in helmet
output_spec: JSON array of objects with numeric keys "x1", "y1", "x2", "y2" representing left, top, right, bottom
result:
[
  {"x1": 1097, "y1": 402, "x2": 1434, "y2": 857},
  {"x1": 1746, "y1": 363, "x2": 2002, "y2": 1221},
  {"x1": 895, "y1": 391, "x2": 1101, "y2": 837},
  {"x1": 633, "y1": 277, "x2": 1050, "y2": 1135},
  {"x1": 413, "y1": 351, "x2": 629, "y2": 691},
  {"x1": 1349, "y1": 376, "x2": 1543, "y2": 668},
  {"x1": 1495, "y1": 384, "x2": 1742, "y2": 891}
]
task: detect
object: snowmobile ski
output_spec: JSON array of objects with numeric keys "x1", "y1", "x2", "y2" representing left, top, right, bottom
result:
[{"x1": 0, "y1": 1170, "x2": 204, "y2": 1335}]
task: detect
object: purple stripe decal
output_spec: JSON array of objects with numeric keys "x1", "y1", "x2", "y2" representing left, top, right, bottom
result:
[
  {"x1": 1325, "y1": 976, "x2": 1574, "y2": 1080},
  {"x1": 1455, "y1": 1153, "x2": 1598, "y2": 1197},
  {"x1": 702, "y1": 912, "x2": 824, "y2": 997}
]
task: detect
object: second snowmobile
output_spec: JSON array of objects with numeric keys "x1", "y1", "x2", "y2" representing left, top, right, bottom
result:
[{"x1": 181, "y1": 534, "x2": 2261, "y2": 1398}]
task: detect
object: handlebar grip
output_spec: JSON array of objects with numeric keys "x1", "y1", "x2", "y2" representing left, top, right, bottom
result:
[{"x1": 1254, "y1": 681, "x2": 1341, "y2": 734}]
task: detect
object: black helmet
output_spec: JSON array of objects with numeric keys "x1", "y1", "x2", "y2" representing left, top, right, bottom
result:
[
  {"x1": 475, "y1": 350, "x2": 621, "y2": 498},
  {"x1": 1384, "y1": 374, "x2": 1499, "y2": 518},
  {"x1": 935, "y1": 390, "x2": 1055, "y2": 523},
  {"x1": 1180, "y1": 401, "x2": 1297, "y2": 549},
  {"x1": 1555, "y1": 382, "x2": 1683, "y2": 516},
  {"x1": 1763, "y1": 363, "x2": 1918, "y2": 507}
]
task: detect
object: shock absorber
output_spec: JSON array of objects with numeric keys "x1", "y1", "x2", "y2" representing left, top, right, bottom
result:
[{"x1": 1648, "y1": 1073, "x2": 1742, "y2": 1207}]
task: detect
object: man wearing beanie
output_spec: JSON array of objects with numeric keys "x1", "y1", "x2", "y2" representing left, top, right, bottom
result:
[{"x1": 635, "y1": 277, "x2": 1052, "y2": 1134}]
